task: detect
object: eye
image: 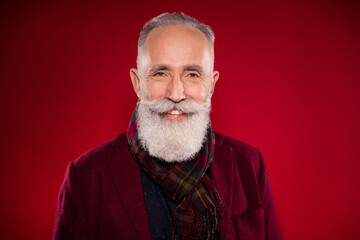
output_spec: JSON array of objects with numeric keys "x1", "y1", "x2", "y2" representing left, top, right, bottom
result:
[
  {"x1": 188, "y1": 72, "x2": 200, "y2": 78},
  {"x1": 153, "y1": 72, "x2": 166, "y2": 77}
]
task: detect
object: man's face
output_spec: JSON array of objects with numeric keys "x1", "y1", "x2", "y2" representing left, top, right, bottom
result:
[
  {"x1": 130, "y1": 24, "x2": 219, "y2": 162},
  {"x1": 131, "y1": 25, "x2": 219, "y2": 120}
]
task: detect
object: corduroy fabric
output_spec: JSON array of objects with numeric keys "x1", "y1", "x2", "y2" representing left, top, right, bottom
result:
[{"x1": 127, "y1": 110, "x2": 225, "y2": 240}]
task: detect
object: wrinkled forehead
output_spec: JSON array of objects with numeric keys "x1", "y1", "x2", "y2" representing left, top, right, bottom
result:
[
  {"x1": 143, "y1": 25, "x2": 211, "y2": 50},
  {"x1": 139, "y1": 25, "x2": 213, "y2": 70}
]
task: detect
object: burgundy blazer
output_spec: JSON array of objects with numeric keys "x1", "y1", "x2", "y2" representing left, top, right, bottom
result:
[{"x1": 52, "y1": 132, "x2": 282, "y2": 239}]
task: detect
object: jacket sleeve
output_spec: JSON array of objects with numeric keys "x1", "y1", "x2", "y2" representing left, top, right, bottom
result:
[
  {"x1": 52, "y1": 162, "x2": 88, "y2": 240},
  {"x1": 257, "y1": 150, "x2": 283, "y2": 240}
]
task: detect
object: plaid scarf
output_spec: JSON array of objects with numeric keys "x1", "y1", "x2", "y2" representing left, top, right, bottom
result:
[{"x1": 127, "y1": 109, "x2": 225, "y2": 240}]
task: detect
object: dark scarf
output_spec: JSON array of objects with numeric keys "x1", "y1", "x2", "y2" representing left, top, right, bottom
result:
[{"x1": 127, "y1": 109, "x2": 225, "y2": 239}]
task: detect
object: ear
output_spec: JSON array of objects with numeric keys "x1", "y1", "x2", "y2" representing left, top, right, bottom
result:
[
  {"x1": 130, "y1": 68, "x2": 141, "y2": 98},
  {"x1": 210, "y1": 70, "x2": 219, "y2": 96}
]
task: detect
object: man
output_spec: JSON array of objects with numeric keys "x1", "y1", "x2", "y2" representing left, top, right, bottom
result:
[{"x1": 52, "y1": 13, "x2": 282, "y2": 240}]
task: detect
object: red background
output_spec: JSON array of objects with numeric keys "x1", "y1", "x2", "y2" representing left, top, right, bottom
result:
[{"x1": 1, "y1": 0, "x2": 359, "y2": 239}]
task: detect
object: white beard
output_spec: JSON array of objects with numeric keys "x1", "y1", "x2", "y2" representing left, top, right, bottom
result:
[{"x1": 137, "y1": 98, "x2": 211, "y2": 163}]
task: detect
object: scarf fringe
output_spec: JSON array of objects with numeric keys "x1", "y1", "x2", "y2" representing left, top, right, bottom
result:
[{"x1": 172, "y1": 208, "x2": 219, "y2": 240}]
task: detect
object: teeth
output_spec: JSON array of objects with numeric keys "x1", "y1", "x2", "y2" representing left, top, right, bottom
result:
[{"x1": 168, "y1": 110, "x2": 181, "y2": 115}]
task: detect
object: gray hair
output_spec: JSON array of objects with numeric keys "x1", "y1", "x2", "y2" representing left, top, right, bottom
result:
[{"x1": 136, "y1": 12, "x2": 215, "y2": 69}]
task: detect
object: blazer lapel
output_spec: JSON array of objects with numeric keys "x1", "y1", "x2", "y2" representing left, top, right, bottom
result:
[
  {"x1": 108, "y1": 133, "x2": 151, "y2": 240},
  {"x1": 211, "y1": 133, "x2": 248, "y2": 240}
]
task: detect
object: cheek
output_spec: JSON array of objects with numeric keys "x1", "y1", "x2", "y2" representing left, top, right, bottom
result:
[
  {"x1": 145, "y1": 81, "x2": 168, "y2": 100},
  {"x1": 184, "y1": 83, "x2": 209, "y2": 102}
]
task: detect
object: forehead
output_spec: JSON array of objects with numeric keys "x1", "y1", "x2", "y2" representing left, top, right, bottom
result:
[{"x1": 142, "y1": 25, "x2": 212, "y2": 67}]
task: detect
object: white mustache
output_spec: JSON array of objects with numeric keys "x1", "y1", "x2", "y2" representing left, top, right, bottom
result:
[{"x1": 139, "y1": 98, "x2": 210, "y2": 114}]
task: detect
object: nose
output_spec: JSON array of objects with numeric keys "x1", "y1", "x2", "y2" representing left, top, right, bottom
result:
[{"x1": 167, "y1": 76, "x2": 186, "y2": 102}]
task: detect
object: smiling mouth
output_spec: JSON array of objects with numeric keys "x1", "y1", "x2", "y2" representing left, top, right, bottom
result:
[
  {"x1": 162, "y1": 109, "x2": 188, "y2": 120},
  {"x1": 167, "y1": 109, "x2": 182, "y2": 115}
]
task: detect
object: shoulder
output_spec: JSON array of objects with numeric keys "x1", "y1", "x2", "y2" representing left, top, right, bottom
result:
[
  {"x1": 71, "y1": 131, "x2": 129, "y2": 171},
  {"x1": 214, "y1": 131, "x2": 262, "y2": 177},
  {"x1": 215, "y1": 132, "x2": 261, "y2": 161},
  {"x1": 62, "y1": 131, "x2": 131, "y2": 197}
]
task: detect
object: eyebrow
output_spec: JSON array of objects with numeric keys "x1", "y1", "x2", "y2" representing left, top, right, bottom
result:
[
  {"x1": 183, "y1": 65, "x2": 204, "y2": 74},
  {"x1": 148, "y1": 64, "x2": 205, "y2": 74},
  {"x1": 149, "y1": 64, "x2": 170, "y2": 73}
]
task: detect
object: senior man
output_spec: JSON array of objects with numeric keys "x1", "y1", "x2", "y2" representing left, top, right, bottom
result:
[{"x1": 52, "y1": 13, "x2": 282, "y2": 240}]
